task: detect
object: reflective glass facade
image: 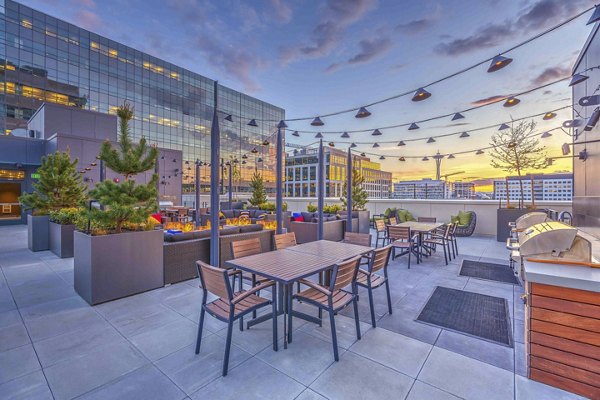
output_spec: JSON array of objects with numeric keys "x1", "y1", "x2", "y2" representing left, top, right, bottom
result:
[{"x1": 0, "y1": 0, "x2": 284, "y2": 193}]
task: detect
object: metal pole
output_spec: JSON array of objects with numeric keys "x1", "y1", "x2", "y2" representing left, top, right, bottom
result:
[
  {"x1": 228, "y1": 162, "x2": 232, "y2": 209},
  {"x1": 317, "y1": 139, "x2": 324, "y2": 240},
  {"x1": 209, "y1": 81, "x2": 220, "y2": 267},
  {"x1": 276, "y1": 121, "x2": 286, "y2": 234},
  {"x1": 346, "y1": 147, "x2": 353, "y2": 233},
  {"x1": 220, "y1": 158, "x2": 224, "y2": 195},
  {"x1": 195, "y1": 159, "x2": 200, "y2": 227},
  {"x1": 154, "y1": 154, "x2": 159, "y2": 210}
]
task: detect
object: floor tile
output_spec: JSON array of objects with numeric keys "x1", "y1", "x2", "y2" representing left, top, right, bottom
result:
[
  {"x1": 34, "y1": 323, "x2": 124, "y2": 368},
  {"x1": 44, "y1": 340, "x2": 148, "y2": 400},
  {"x1": 300, "y1": 313, "x2": 370, "y2": 350},
  {"x1": 406, "y1": 380, "x2": 461, "y2": 400},
  {"x1": 256, "y1": 330, "x2": 339, "y2": 385},
  {"x1": 515, "y1": 374, "x2": 586, "y2": 400},
  {"x1": 155, "y1": 339, "x2": 252, "y2": 395},
  {"x1": 435, "y1": 329, "x2": 514, "y2": 372},
  {"x1": 0, "y1": 371, "x2": 53, "y2": 400},
  {"x1": 310, "y1": 351, "x2": 414, "y2": 400},
  {"x1": 377, "y1": 307, "x2": 441, "y2": 345},
  {"x1": 24, "y1": 307, "x2": 108, "y2": 342},
  {"x1": 418, "y1": 347, "x2": 514, "y2": 400},
  {"x1": 0, "y1": 321, "x2": 30, "y2": 352},
  {"x1": 0, "y1": 344, "x2": 41, "y2": 385},
  {"x1": 190, "y1": 357, "x2": 304, "y2": 400},
  {"x1": 349, "y1": 327, "x2": 432, "y2": 378},
  {"x1": 130, "y1": 318, "x2": 198, "y2": 361},
  {"x1": 77, "y1": 365, "x2": 186, "y2": 400}
]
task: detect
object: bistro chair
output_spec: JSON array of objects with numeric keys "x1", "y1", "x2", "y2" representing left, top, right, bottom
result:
[
  {"x1": 292, "y1": 256, "x2": 362, "y2": 361},
  {"x1": 356, "y1": 245, "x2": 393, "y2": 327},
  {"x1": 388, "y1": 225, "x2": 419, "y2": 268},
  {"x1": 195, "y1": 261, "x2": 277, "y2": 376},
  {"x1": 388, "y1": 217, "x2": 398, "y2": 226},
  {"x1": 231, "y1": 238, "x2": 270, "y2": 317},
  {"x1": 417, "y1": 216, "x2": 437, "y2": 223},
  {"x1": 374, "y1": 219, "x2": 389, "y2": 248},
  {"x1": 343, "y1": 232, "x2": 372, "y2": 247},
  {"x1": 274, "y1": 232, "x2": 297, "y2": 250},
  {"x1": 447, "y1": 222, "x2": 459, "y2": 259},
  {"x1": 422, "y1": 224, "x2": 452, "y2": 265}
]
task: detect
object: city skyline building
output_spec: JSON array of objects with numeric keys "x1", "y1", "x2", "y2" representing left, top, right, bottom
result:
[
  {"x1": 0, "y1": 0, "x2": 284, "y2": 196},
  {"x1": 393, "y1": 178, "x2": 446, "y2": 199},
  {"x1": 493, "y1": 173, "x2": 573, "y2": 202}
]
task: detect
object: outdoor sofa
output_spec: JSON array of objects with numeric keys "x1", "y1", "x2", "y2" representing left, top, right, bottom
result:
[
  {"x1": 289, "y1": 212, "x2": 345, "y2": 243},
  {"x1": 452, "y1": 211, "x2": 477, "y2": 237}
]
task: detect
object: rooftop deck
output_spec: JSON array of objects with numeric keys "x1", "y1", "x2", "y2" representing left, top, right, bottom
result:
[{"x1": 0, "y1": 225, "x2": 585, "y2": 400}]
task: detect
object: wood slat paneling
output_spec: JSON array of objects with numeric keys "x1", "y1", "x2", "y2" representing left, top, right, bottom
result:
[
  {"x1": 531, "y1": 307, "x2": 600, "y2": 332},
  {"x1": 530, "y1": 356, "x2": 600, "y2": 388},
  {"x1": 530, "y1": 343, "x2": 600, "y2": 375},
  {"x1": 530, "y1": 331, "x2": 600, "y2": 361},
  {"x1": 531, "y1": 319, "x2": 600, "y2": 347},
  {"x1": 532, "y1": 283, "x2": 600, "y2": 306},
  {"x1": 531, "y1": 295, "x2": 600, "y2": 319},
  {"x1": 530, "y1": 368, "x2": 600, "y2": 400}
]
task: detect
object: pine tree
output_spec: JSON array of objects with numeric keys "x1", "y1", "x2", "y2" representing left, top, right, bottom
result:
[
  {"x1": 88, "y1": 103, "x2": 159, "y2": 233},
  {"x1": 20, "y1": 150, "x2": 86, "y2": 215},
  {"x1": 248, "y1": 170, "x2": 267, "y2": 206},
  {"x1": 341, "y1": 169, "x2": 369, "y2": 210}
]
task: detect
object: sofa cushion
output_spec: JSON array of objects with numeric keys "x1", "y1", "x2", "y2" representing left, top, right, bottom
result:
[
  {"x1": 222, "y1": 210, "x2": 235, "y2": 219},
  {"x1": 192, "y1": 230, "x2": 211, "y2": 239},
  {"x1": 239, "y1": 224, "x2": 263, "y2": 233},
  {"x1": 458, "y1": 210, "x2": 472, "y2": 226},
  {"x1": 301, "y1": 212, "x2": 315, "y2": 222},
  {"x1": 168, "y1": 232, "x2": 197, "y2": 242},
  {"x1": 233, "y1": 210, "x2": 242, "y2": 217}
]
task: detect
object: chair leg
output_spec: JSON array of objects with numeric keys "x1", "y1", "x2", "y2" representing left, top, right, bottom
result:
[
  {"x1": 352, "y1": 298, "x2": 361, "y2": 340},
  {"x1": 251, "y1": 275, "x2": 257, "y2": 319},
  {"x1": 195, "y1": 307, "x2": 205, "y2": 354},
  {"x1": 385, "y1": 279, "x2": 393, "y2": 315},
  {"x1": 328, "y1": 309, "x2": 339, "y2": 361},
  {"x1": 272, "y1": 299, "x2": 278, "y2": 351},
  {"x1": 222, "y1": 319, "x2": 234, "y2": 376},
  {"x1": 442, "y1": 243, "x2": 448, "y2": 265},
  {"x1": 239, "y1": 315, "x2": 244, "y2": 331},
  {"x1": 407, "y1": 248, "x2": 411, "y2": 269},
  {"x1": 367, "y1": 286, "x2": 376, "y2": 328}
]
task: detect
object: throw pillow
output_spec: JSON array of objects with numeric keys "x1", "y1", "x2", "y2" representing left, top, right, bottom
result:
[
  {"x1": 458, "y1": 210, "x2": 472, "y2": 226},
  {"x1": 450, "y1": 215, "x2": 460, "y2": 224},
  {"x1": 384, "y1": 208, "x2": 392, "y2": 217},
  {"x1": 219, "y1": 211, "x2": 225, "y2": 219},
  {"x1": 294, "y1": 216, "x2": 305, "y2": 222}
]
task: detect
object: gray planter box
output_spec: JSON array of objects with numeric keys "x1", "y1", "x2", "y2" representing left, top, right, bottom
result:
[
  {"x1": 496, "y1": 208, "x2": 534, "y2": 241},
  {"x1": 49, "y1": 222, "x2": 75, "y2": 258},
  {"x1": 27, "y1": 214, "x2": 49, "y2": 252},
  {"x1": 74, "y1": 229, "x2": 164, "y2": 305},
  {"x1": 339, "y1": 210, "x2": 370, "y2": 234}
]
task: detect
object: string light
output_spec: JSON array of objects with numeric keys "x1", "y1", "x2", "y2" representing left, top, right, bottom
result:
[
  {"x1": 341, "y1": 132, "x2": 350, "y2": 138},
  {"x1": 292, "y1": 131, "x2": 300, "y2": 137},
  {"x1": 540, "y1": 131, "x2": 552, "y2": 138},
  {"x1": 355, "y1": 107, "x2": 371, "y2": 118},
  {"x1": 499, "y1": 123, "x2": 510, "y2": 130},
  {"x1": 372, "y1": 129, "x2": 382, "y2": 136},
  {"x1": 399, "y1": 157, "x2": 406, "y2": 161},
  {"x1": 315, "y1": 132, "x2": 323, "y2": 138},
  {"x1": 422, "y1": 157, "x2": 429, "y2": 161},
  {"x1": 373, "y1": 143, "x2": 380, "y2": 148},
  {"x1": 224, "y1": 114, "x2": 233, "y2": 122},
  {"x1": 408, "y1": 123, "x2": 419, "y2": 130},
  {"x1": 569, "y1": 73, "x2": 589, "y2": 86},
  {"x1": 447, "y1": 154, "x2": 455, "y2": 159},
  {"x1": 543, "y1": 112, "x2": 556, "y2": 120},
  {"x1": 460, "y1": 132, "x2": 470, "y2": 138},
  {"x1": 503, "y1": 97, "x2": 520, "y2": 107},
  {"x1": 398, "y1": 141, "x2": 406, "y2": 146},
  {"x1": 487, "y1": 55, "x2": 512, "y2": 72},
  {"x1": 412, "y1": 88, "x2": 431, "y2": 101},
  {"x1": 311, "y1": 117, "x2": 324, "y2": 126},
  {"x1": 587, "y1": 5, "x2": 600, "y2": 24},
  {"x1": 350, "y1": 143, "x2": 357, "y2": 148},
  {"x1": 452, "y1": 113, "x2": 465, "y2": 121},
  {"x1": 476, "y1": 149, "x2": 484, "y2": 155},
  {"x1": 427, "y1": 137, "x2": 436, "y2": 143}
]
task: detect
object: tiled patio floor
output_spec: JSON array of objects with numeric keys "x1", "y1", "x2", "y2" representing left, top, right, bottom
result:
[{"x1": 0, "y1": 225, "x2": 586, "y2": 400}]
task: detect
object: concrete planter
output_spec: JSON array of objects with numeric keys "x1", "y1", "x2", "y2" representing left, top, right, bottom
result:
[
  {"x1": 74, "y1": 229, "x2": 164, "y2": 305},
  {"x1": 339, "y1": 210, "x2": 370, "y2": 234},
  {"x1": 496, "y1": 208, "x2": 534, "y2": 241},
  {"x1": 27, "y1": 214, "x2": 49, "y2": 252},
  {"x1": 49, "y1": 222, "x2": 75, "y2": 258}
]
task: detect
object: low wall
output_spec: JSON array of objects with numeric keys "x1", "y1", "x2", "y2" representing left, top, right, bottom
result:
[{"x1": 281, "y1": 198, "x2": 572, "y2": 237}]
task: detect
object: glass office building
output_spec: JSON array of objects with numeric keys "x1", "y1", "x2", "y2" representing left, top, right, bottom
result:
[{"x1": 0, "y1": 0, "x2": 285, "y2": 194}]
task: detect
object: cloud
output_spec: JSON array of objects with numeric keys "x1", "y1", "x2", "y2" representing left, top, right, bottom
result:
[
  {"x1": 348, "y1": 36, "x2": 392, "y2": 64},
  {"x1": 389, "y1": 63, "x2": 406, "y2": 70},
  {"x1": 75, "y1": 10, "x2": 102, "y2": 30},
  {"x1": 436, "y1": 23, "x2": 513, "y2": 56},
  {"x1": 324, "y1": 63, "x2": 341, "y2": 73},
  {"x1": 279, "y1": 0, "x2": 378, "y2": 64},
  {"x1": 531, "y1": 66, "x2": 571, "y2": 85},
  {"x1": 395, "y1": 5, "x2": 441, "y2": 36},
  {"x1": 269, "y1": 0, "x2": 292, "y2": 23},
  {"x1": 436, "y1": 0, "x2": 592, "y2": 56},
  {"x1": 471, "y1": 95, "x2": 507, "y2": 106}
]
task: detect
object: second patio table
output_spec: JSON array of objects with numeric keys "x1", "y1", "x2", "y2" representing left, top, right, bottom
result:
[{"x1": 393, "y1": 221, "x2": 443, "y2": 262}]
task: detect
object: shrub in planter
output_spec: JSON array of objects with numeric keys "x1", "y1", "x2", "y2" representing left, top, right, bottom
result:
[
  {"x1": 20, "y1": 150, "x2": 86, "y2": 251},
  {"x1": 74, "y1": 103, "x2": 163, "y2": 305},
  {"x1": 307, "y1": 203, "x2": 317, "y2": 212},
  {"x1": 259, "y1": 201, "x2": 287, "y2": 212},
  {"x1": 323, "y1": 204, "x2": 342, "y2": 214}
]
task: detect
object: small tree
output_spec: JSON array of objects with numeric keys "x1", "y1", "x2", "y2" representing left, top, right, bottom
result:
[
  {"x1": 489, "y1": 120, "x2": 547, "y2": 208},
  {"x1": 341, "y1": 169, "x2": 369, "y2": 210},
  {"x1": 248, "y1": 170, "x2": 267, "y2": 206},
  {"x1": 20, "y1": 150, "x2": 86, "y2": 215},
  {"x1": 88, "y1": 103, "x2": 159, "y2": 233}
]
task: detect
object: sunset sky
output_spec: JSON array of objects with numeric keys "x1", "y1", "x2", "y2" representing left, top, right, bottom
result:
[{"x1": 24, "y1": 0, "x2": 598, "y2": 186}]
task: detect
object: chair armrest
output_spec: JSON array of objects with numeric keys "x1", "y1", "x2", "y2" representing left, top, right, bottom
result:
[
  {"x1": 227, "y1": 269, "x2": 242, "y2": 277},
  {"x1": 298, "y1": 279, "x2": 331, "y2": 296},
  {"x1": 232, "y1": 280, "x2": 275, "y2": 304},
  {"x1": 358, "y1": 268, "x2": 369, "y2": 277}
]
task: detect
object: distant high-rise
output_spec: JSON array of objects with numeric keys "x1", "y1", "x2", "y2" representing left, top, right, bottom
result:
[
  {"x1": 493, "y1": 173, "x2": 573, "y2": 202},
  {"x1": 393, "y1": 179, "x2": 446, "y2": 199}
]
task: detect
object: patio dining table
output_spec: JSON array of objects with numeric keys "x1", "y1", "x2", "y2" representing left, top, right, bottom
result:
[
  {"x1": 393, "y1": 221, "x2": 443, "y2": 262},
  {"x1": 224, "y1": 240, "x2": 373, "y2": 349}
]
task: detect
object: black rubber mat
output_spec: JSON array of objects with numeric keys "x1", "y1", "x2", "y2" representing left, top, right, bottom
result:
[
  {"x1": 459, "y1": 260, "x2": 519, "y2": 285},
  {"x1": 416, "y1": 286, "x2": 513, "y2": 347}
]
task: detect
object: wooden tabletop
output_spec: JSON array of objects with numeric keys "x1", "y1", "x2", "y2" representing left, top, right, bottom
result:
[
  {"x1": 224, "y1": 248, "x2": 340, "y2": 284},
  {"x1": 284, "y1": 240, "x2": 373, "y2": 260},
  {"x1": 394, "y1": 221, "x2": 443, "y2": 233}
]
